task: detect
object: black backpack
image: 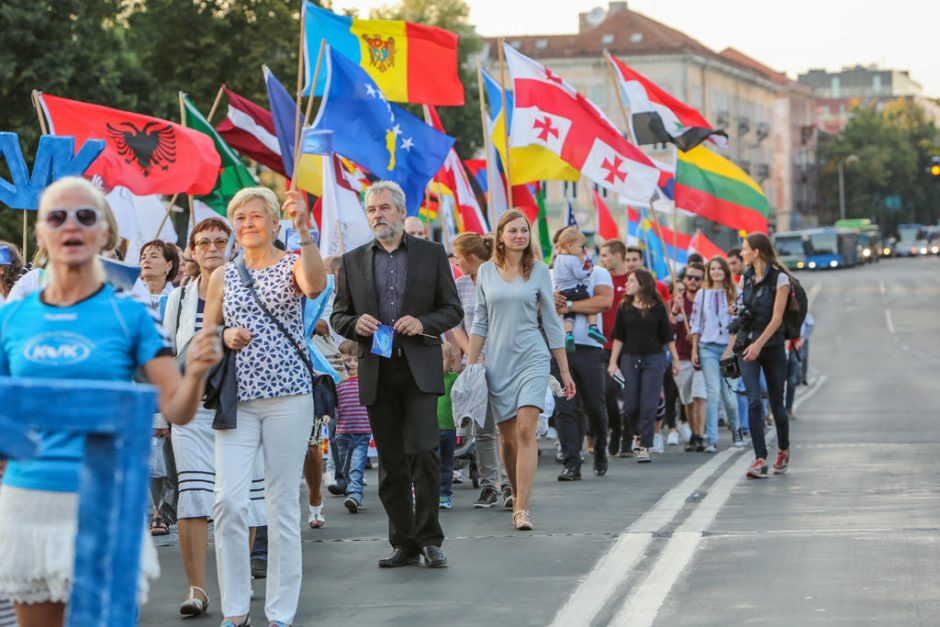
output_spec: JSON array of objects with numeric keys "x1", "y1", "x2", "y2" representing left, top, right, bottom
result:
[{"x1": 780, "y1": 270, "x2": 808, "y2": 340}]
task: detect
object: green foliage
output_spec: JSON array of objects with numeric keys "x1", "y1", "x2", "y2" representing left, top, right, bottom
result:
[
  {"x1": 368, "y1": 0, "x2": 483, "y2": 160},
  {"x1": 818, "y1": 100, "x2": 940, "y2": 231}
]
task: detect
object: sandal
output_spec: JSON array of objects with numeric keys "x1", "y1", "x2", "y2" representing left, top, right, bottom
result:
[
  {"x1": 150, "y1": 516, "x2": 169, "y2": 536},
  {"x1": 513, "y1": 510, "x2": 533, "y2": 531},
  {"x1": 308, "y1": 504, "x2": 325, "y2": 529},
  {"x1": 179, "y1": 585, "x2": 209, "y2": 616}
]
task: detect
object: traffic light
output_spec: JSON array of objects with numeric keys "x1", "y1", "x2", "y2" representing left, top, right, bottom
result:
[{"x1": 930, "y1": 156, "x2": 940, "y2": 179}]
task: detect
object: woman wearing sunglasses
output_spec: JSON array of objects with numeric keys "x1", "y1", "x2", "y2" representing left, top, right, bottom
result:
[
  {"x1": 162, "y1": 218, "x2": 267, "y2": 617},
  {"x1": 0, "y1": 177, "x2": 222, "y2": 627}
]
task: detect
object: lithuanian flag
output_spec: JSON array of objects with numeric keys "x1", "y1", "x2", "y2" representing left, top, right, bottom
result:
[
  {"x1": 302, "y1": 2, "x2": 463, "y2": 105},
  {"x1": 675, "y1": 146, "x2": 769, "y2": 234}
]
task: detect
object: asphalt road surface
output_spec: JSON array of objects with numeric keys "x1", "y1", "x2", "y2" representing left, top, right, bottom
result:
[{"x1": 140, "y1": 257, "x2": 940, "y2": 626}]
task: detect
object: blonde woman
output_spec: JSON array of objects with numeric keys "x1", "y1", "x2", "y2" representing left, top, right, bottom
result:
[
  {"x1": 204, "y1": 187, "x2": 325, "y2": 627},
  {"x1": 0, "y1": 177, "x2": 221, "y2": 627},
  {"x1": 466, "y1": 210, "x2": 575, "y2": 531}
]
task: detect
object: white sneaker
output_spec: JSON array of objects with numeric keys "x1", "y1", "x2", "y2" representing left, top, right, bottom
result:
[
  {"x1": 652, "y1": 433, "x2": 665, "y2": 454},
  {"x1": 546, "y1": 427, "x2": 559, "y2": 440},
  {"x1": 679, "y1": 423, "x2": 692, "y2": 442},
  {"x1": 666, "y1": 431, "x2": 679, "y2": 446}
]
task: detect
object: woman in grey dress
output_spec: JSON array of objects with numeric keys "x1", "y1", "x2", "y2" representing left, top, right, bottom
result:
[{"x1": 467, "y1": 210, "x2": 575, "y2": 531}]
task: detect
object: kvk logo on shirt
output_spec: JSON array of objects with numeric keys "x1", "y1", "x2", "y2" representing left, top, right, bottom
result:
[{"x1": 22, "y1": 332, "x2": 94, "y2": 365}]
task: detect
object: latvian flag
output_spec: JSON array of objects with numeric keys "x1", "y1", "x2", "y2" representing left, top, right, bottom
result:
[
  {"x1": 215, "y1": 87, "x2": 286, "y2": 177},
  {"x1": 608, "y1": 53, "x2": 727, "y2": 152}
]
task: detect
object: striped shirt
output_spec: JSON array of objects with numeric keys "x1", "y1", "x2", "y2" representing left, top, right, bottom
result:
[{"x1": 335, "y1": 376, "x2": 371, "y2": 434}]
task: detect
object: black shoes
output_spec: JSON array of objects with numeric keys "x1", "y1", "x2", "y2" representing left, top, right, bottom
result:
[
  {"x1": 377, "y1": 546, "x2": 446, "y2": 568},
  {"x1": 473, "y1": 487, "x2": 499, "y2": 508},
  {"x1": 377, "y1": 548, "x2": 420, "y2": 568},
  {"x1": 421, "y1": 545, "x2": 448, "y2": 568},
  {"x1": 593, "y1": 450, "x2": 608, "y2": 476},
  {"x1": 557, "y1": 466, "x2": 582, "y2": 481},
  {"x1": 607, "y1": 439, "x2": 621, "y2": 457},
  {"x1": 327, "y1": 483, "x2": 347, "y2": 496}
]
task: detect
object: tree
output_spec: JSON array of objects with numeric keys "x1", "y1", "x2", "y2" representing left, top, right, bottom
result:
[
  {"x1": 817, "y1": 101, "x2": 940, "y2": 231},
  {"x1": 368, "y1": 0, "x2": 483, "y2": 160}
]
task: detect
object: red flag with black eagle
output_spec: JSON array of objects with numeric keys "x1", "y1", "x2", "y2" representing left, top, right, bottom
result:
[{"x1": 38, "y1": 93, "x2": 221, "y2": 195}]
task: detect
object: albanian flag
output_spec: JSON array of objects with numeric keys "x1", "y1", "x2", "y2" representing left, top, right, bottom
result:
[{"x1": 38, "y1": 93, "x2": 221, "y2": 195}]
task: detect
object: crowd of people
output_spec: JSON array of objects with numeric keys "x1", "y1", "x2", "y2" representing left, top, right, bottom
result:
[{"x1": 0, "y1": 177, "x2": 813, "y2": 627}]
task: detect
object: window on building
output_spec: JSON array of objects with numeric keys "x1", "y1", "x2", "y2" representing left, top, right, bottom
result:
[
  {"x1": 602, "y1": 34, "x2": 615, "y2": 45},
  {"x1": 630, "y1": 32, "x2": 643, "y2": 44},
  {"x1": 831, "y1": 76, "x2": 840, "y2": 98},
  {"x1": 535, "y1": 39, "x2": 548, "y2": 50},
  {"x1": 873, "y1": 74, "x2": 882, "y2": 94}
]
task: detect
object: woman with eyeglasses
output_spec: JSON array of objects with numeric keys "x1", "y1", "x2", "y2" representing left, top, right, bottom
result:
[
  {"x1": 0, "y1": 177, "x2": 222, "y2": 627},
  {"x1": 204, "y1": 187, "x2": 326, "y2": 627},
  {"x1": 161, "y1": 218, "x2": 266, "y2": 617}
]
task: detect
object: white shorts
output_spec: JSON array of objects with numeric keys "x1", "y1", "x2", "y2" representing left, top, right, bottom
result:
[
  {"x1": 0, "y1": 485, "x2": 159, "y2": 605},
  {"x1": 174, "y1": 408, "x2": 266, "y2": 524},
  {"x1": 678, "y1": 360, "x2": 707, "y2": 405}
]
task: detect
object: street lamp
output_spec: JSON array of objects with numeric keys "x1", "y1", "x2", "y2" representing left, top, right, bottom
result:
[{"x1": 838, "y1": 154, "x2": 859, "y2": 221}]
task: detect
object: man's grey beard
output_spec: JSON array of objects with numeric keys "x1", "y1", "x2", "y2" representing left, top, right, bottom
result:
[{"x1": 373, "y1": 221, "x2": 403, "y2": 242}]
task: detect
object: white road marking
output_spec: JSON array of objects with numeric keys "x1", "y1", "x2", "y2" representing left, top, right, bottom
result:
[
  {"x1": 607, "y1": 375, "x2": 826, "y2": 627},
  {"x1": 807, "y1": 282, "x2": 822, "y2": 308},
  {"x1": 885, "y1": 309, "x2": 895, "y2": 334},
  {"x1": 548, "y1": 449, "x2": 738, "y2": 627}
]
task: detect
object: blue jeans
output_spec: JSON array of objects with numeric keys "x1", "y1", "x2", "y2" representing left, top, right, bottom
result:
[
  {"x1": 439, "y1": 429, "x2": 456, "y2": 498},
  {"x1": 785, "y1": 346, "x2": 802, "y2": 413},
  {"x1": 740, "y1": 343, "x2": 789, "y2": 460},
  {"x1": 334, "y1": 433, "x2": 371, "y2": 503},
  {"x1": 699, "y1": 342, "x2": 741, "y2": 444},
  {"x1": 620, "y1": 352, "x2": 665, "y2": 449}
]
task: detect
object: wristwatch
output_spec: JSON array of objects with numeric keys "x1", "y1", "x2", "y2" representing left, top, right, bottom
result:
[{"x1": 566, "y1": 299, "x2": 574, "y2": 311}]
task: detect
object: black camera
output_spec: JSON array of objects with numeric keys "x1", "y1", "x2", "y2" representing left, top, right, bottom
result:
[
  {"x1": 727, "y1": 304, "x2": 753, "y2": 335},
  {"x1": 719, "y1": 354, "x2": 741, "y2": 379}
]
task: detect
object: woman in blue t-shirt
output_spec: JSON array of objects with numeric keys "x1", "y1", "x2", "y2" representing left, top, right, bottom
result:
[{"x1": 0, "y1": 177, "x2": 222, "y2": 627}]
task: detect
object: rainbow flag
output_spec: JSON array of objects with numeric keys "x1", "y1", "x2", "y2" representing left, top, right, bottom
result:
[
  {"x1": 676, "y1": 145, "x2": 769, "y2": 234},
  {"x1": 302, "y1": 2, "x2": 463, "y2": 105}
]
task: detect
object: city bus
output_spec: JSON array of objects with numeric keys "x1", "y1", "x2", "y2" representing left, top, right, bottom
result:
[
  {"x1": 835, "y1": 219, "x2": 881, "y2": 263},
  {"x1": 772, "y1": 231, "x2": 809, "y2": 270},
  {"x1": 803, "y1": 227, "x2": 859, "y2": 269}
]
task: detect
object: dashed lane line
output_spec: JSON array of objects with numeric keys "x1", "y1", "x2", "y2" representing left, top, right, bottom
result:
[{"x1": 885, "y1": 309, "x2": 895, "y2": 333}]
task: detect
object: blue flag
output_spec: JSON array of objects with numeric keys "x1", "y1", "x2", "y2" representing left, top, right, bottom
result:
[
  {"x1": 264, "y1": 66, "x2": 298, "y2": 177},
  {"x1": 565, "y1": 201, "x2": 579, "y2": 228},
  {"x1": 312, "y1": 46, "x2": 455, "y2": 215}
]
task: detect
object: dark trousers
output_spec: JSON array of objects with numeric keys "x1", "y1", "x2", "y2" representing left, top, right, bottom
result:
[
  {"x1": 439, "y1": 429, "x2": 456, "y2": 498},
  {"x1": 620, "y1": 352, "x2": 665, "y2": 449},
  {"x1": 604, "y1": 349, "x2": 625, "y2": 445},
  {"x1": 662, "y1": 368, "x2": 679, "y2": 429},
  {"x1": 741, "y1": 343, "x2": 789, "y2": 460},
  {"x1": 367, "y1": 353, "x2": 443, "y2": 551},
  {"x1": 555, "y1": 346, "x2": 609, "y2": 471},
  {"x1": 785, "y1": 348, "x2": 801, "y2": 413}
]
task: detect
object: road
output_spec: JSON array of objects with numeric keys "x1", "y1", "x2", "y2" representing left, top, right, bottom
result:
[{"x1": 140, "y1": 257, "x2": 940, "y2": 626}]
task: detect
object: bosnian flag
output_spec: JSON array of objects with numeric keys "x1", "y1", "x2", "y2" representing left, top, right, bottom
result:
[
  {"x1": 216, "y1": 87, "x2": 286, "y2": 176},
  {"x1": 608, "y1": 53, "x2": 727, "y2": 151}
]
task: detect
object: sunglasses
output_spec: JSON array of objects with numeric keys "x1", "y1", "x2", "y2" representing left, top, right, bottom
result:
[
  {"x1": 194, "y1": 237, "x2": 229, "y2": 251},
  {"x1": 42, "y1": 207, "x2": 101, "y2": 229},
  {"x1": 685, "y1": 275, "x2": 704, "y2": 281}
]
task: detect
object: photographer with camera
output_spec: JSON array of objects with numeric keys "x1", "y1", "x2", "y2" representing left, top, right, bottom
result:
[
  {"x1": 690, "y1": 257, "x2": 744, "y2": 450},
  {"x1": 725, "y1": 234, "x2": 793, "y2": 479}
]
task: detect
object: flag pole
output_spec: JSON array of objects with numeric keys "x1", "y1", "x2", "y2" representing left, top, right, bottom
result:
[
  {"x1": 497, "y1": 39, "x2": 513, "y2": 210},
  {"x1": 28, "y1": 90, "x2": 51, "y2": 257},
  {"x1": 292, "y1": 9, "x2": 307, "y2": 170},
  {"x1": 605, "y1": 49, "x2": 636, "y2": 144},
  {"x1": 206, "y1": 84, "x2": 226, "y2": 123},
  {"x1": 179, "y1": 92, "x2": 197, "y2": 231},
  {"x1": 289, "y1": 39, "x2": 326, "y2": 193},
  {"x1": 475, "y1": 60, "x2": 496, "y2": 229}
]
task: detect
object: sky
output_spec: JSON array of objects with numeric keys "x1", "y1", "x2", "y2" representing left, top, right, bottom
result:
[{"x1": 330, "y1": 0, "x2": 940, "y2": 97}]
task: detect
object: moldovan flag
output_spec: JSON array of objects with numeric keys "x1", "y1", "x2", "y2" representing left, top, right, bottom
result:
[
  {"x1": 608, "y1": 53, "x2": 727, "y2": 151},
  {"x1": 688, "y1": 229, "x2": 727, "y2": 261},
  {"x1": 676, "y1": 145, "x2": 769, "y2": 234},
  {"x1": 38, "y1": 93, "x2": 220, "y2": 195},
  {"x1": 503, "y1": 44, "x2": 660, "y2": 204},
  {"x1": 303, "y1": 1, "x2": 463, "y2": 105}
]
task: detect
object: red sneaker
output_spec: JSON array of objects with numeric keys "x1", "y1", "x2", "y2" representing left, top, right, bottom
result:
[
  {"x1": 746, "y1": 457, "x2": 768, "y2": 479},
  {"x1": 773, "y1": 450, "x2": 790, "y2": 474}
]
